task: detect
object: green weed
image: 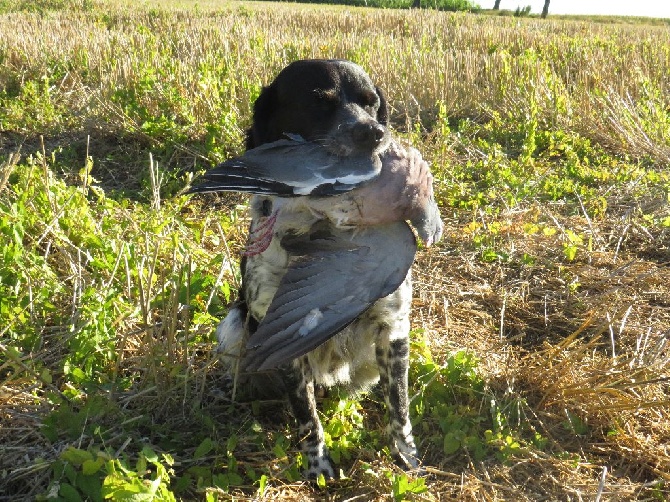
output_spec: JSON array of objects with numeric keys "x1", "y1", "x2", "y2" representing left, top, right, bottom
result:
[
  {"x1": 388, "y1": 471, "x2": 428, "y2": 501},
  {"x1": 410, "y1": 334, "x2": 546, "y2": 464},
  {"x1": 45, "y1": 445, "x2": 176, "y2": 502}
]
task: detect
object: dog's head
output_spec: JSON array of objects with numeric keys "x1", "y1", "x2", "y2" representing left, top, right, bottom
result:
[{"x1": 246, "y1": 59, "x2": 390, "y2": 156}]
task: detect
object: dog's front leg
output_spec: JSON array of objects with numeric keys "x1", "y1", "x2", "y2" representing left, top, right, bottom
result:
[
  {"x1": 283, "y1": 358, "x2": 336, "y2": 480},
  {"x1": 376, "y1": 334, "x2": 421, "y2": 470}
]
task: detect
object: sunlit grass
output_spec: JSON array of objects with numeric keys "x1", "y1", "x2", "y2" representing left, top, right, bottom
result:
[{"x1": 1, "y1": 1, "x2": 669, "y2": 500}]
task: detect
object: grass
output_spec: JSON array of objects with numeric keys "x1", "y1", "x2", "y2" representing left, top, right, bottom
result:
[{"x1": 1, "y1": 0, "x2": 669, "y2": 500}]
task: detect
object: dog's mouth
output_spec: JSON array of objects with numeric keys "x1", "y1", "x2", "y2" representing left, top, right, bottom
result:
[{"x1": 322, "y1": 123, "x2": 391, "y2": 157}]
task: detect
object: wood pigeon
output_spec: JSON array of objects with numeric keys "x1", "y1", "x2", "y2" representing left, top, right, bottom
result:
[{"x1": 189, "y1": 138, "x2": 443, "y2": 370}]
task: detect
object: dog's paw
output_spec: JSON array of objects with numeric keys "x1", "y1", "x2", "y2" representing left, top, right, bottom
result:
[
  {"x1": 303, "y1": 453, "x2": 337, "y2": 481},
  {"x1": 389, "y1": 433, "x2": 422, "y2": 472},
  {"x1": 392, "y1": 449, "x2": 422, "y2": 471}
]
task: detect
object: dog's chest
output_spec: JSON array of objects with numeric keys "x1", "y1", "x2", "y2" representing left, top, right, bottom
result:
[{"x1": 243, "y1": 241, "x2": 287, "y2": 322}]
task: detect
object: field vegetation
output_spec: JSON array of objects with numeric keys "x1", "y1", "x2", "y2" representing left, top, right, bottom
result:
[{"x1": 1, "y1": 0, "x2": 669, "y2": 500}]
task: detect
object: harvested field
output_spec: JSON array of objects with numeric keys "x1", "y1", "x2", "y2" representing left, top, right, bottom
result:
[{"x1": 0, "y1": 1, "x2": 668, "y2": 500}]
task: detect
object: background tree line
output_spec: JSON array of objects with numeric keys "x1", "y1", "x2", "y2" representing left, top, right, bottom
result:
[{"x1": 493, "y1": 0, "x2": 550, "y2": 17}]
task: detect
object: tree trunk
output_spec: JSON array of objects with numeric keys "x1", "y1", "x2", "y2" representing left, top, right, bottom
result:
[
  {"x1": 493, "y1": 0, "x2": 501, "y2": 9},
  {"x1": 541, "y1": 0, "x2": 550, "y2": 18}
]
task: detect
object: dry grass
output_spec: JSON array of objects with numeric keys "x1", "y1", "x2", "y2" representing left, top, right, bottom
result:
[
  {"x1": 1, "y1": 1, "x2": 669, "y2": 500},
  {"x1": 1, "y1": 1, "x2": 669, "y2": 158},
  {"x1": 404, "y1": 191, "x2": 670, "y2": 498}
]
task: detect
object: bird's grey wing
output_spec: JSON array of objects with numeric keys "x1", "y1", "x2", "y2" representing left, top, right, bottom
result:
[
  {"x1": 188, "y1": 138, "x2": 381, "y2": 197},
  {"x1": 242, "y1": 220, "x2": 417, "y2": 372}
]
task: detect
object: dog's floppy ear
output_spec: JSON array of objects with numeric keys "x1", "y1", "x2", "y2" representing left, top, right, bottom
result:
[
  {"x1": 246, "y1": 84, "x2": 277, "y2": 150},
  {"x1": 375, "y1": 86, "x2": 389, "y2": 126}
]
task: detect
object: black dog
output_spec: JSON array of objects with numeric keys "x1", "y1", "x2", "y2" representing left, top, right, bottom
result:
[{"x1": 216, "y1": 59, "x2": 421, "y2": 479}]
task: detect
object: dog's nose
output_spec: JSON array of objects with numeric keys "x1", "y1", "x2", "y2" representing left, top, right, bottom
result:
[{"x1": 351, "y1": 122, "x2": 386, "y2": 148}]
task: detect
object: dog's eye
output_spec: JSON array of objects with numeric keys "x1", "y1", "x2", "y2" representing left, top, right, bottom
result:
[
  {"x1": 358, "y1": 91, "x2": 379, "y2": 110},
  {"x1": 313, "y1": 89, "x2": 339, "y2": 108}
]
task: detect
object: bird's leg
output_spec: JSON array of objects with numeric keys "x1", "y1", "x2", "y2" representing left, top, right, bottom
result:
[
  {"x1": 283, "y1": 359, "x2": 336, "y2": 480},
  {"x1": 242, "y1": 209, "x2": 279, "y2": 256},
  {"x1": 376, "y1": 334, "x2": 421, "y2": 471}
]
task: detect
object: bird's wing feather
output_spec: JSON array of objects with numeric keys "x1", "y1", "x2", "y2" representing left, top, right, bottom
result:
[
  {"x1": 188, "y1": 138, "x2": 381, "y2": 197},
  {"x1": 243, "y1": 220, "x2": 417, "y2": 372}
]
